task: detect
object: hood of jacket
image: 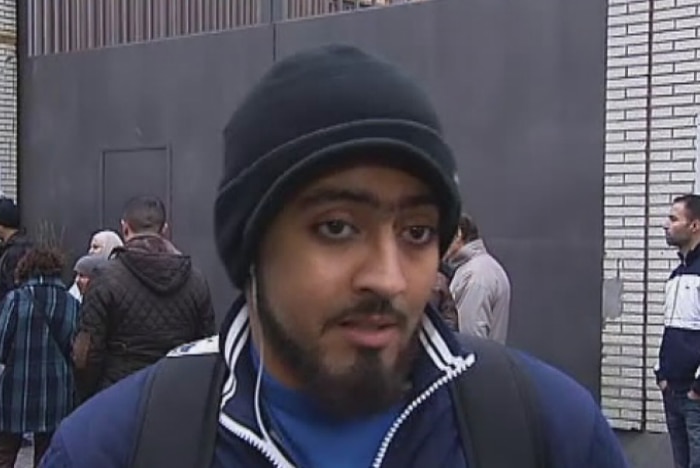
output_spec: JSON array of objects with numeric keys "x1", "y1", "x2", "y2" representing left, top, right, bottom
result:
[
  {"x1": 209, "y1": 297, "x2": 476, "y2": 468},
  {"x1": 115, "y1": 234, "x2": 192, "y2": 294}
]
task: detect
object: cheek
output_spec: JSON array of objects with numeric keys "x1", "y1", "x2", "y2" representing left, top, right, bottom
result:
[
  {"x1": 262, "y1": 246, "x2": 345, "y2": 336},
  {"x1": 404, "y1": 254, "x2": 440, "y2": 308}
]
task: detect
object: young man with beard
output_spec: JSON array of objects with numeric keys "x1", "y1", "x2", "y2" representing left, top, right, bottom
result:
[
  {"x1": 40, "y1": 45, "x2": 627, "y2": 468},
  {"x1": 656, "y1": 194, "x2": 700, "y2": 468}
]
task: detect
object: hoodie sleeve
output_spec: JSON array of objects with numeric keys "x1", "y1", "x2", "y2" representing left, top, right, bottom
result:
[
  {"x1": 517, "y1": 351, "x2": 630, "y2": 467},
  {"x1": 39, "y1": 431, "x2": 73, "y2": 468}
]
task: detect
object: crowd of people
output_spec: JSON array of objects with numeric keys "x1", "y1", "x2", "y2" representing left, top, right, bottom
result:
[{"x1": 0, "y1": 195, "x2": 215, "y2": 466}]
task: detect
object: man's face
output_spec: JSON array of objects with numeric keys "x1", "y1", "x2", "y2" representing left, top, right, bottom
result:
[
  {"x1": 664, "y1": 201, "x2": 698, "y2": 249},
  {"x1": 253, "y1": 164, "x2": 440, "y2": 417}
]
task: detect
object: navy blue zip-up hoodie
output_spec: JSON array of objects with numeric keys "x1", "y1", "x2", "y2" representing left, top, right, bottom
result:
[
  {"x1": 40, "y1": 303, "x2": 627, "y2": 468},
  {"x1": 656, "y1": 244, "x2": 700, "y2": 393}
]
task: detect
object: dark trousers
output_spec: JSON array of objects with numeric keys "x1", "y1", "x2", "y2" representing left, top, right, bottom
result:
[
  {"x1": 0, "y1": 432, "x2": 52, "y2": 468},
  {"x1": 664, "y1": 390, "x2": 700, "y2": 468}
]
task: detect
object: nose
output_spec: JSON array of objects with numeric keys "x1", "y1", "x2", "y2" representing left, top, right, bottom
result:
[
  {"x1": 662, "y1": 219, "x2": 670, "y2": 230},
  {"x1": 353, "y1": 231, "x2": 408, "y2": 299}
]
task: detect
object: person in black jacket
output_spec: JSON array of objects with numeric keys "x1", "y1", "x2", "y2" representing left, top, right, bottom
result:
[
  {"x1": 0, "y1": 197, "x2": 32, "y2": 300},
  {"x1": 72, "y1": 196, "x2": 215, "y2": 399}
]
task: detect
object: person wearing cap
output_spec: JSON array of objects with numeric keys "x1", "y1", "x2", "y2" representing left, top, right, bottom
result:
[
  {"x1": 40, "y1": 45, "x2": 627, "y2": 468},
  {"x1": 0, "y1": 197, "x2": 32, "y2": 301}
]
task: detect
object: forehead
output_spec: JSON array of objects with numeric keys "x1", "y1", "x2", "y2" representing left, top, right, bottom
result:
[
  {"x1": 291, "y1": 164, "x2": 435, "y2": 208},
  {"x1": 671, "y1": 202, "x2": 689, "y2": 218}
]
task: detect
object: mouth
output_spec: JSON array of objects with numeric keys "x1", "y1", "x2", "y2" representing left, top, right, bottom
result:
[{"x1": 338, "y1": 315, "x2": 401, "y2": 349}]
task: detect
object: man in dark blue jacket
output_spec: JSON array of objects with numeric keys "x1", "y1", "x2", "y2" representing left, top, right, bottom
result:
[
  {"x1": 40, "y1": 44, "x2": 627, "y2": 468},
  {"x1": 657, "y1": 194, "x2": 700, "y2": 468}
]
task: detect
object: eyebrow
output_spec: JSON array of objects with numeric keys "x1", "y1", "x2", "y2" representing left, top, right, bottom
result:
[{"x1": 297, "y1": 187, "x2": 438, "y2": 211}]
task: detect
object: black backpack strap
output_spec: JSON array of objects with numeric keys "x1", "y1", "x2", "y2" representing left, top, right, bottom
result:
[
  {"x1": 130, "y1": 351, "x2": 226, "y2": 468},
  {"x1": 450, "y1": 334, "x2": 550, "y2": 468}
]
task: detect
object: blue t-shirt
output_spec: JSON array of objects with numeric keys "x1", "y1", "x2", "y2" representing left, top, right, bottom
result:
[{"x1": 251, "y1": 346, "x2": 401, "y2": 468}]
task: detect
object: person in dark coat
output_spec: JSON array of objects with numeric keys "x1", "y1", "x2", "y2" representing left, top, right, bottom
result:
[
  {"x1": 71, "y1": 196, "x2": 215, "y2": 399},
  {"x1": 0, "y1": 198, "x2": 32, "y2": 300}
]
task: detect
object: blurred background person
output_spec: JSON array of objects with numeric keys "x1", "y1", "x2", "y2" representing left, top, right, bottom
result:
[
  {"x1": 0, "y1": 247, "x2": 79, "y2": 467},
  {"x1": 68, "y1": 230, "x2": 122, "y2": 301}
]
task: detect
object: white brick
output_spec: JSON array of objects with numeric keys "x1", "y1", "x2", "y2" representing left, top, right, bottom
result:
[
  {"x1": 673, "y1": 38, "x2": 700, "y2": 51},
  {"x1": 676, "y1": 61, "x2": 700, "y2": 73},
  {"x1": 654, "y1": 50, "x2": 696, "y2": 64},
  {"x1": 654, "y1": 5, "x2": 697, "y2": 20},
  {"x1": 656, "y1": 28, "x2": 697, "y2": 42},
  {"x1": 675, "y1": 16, "x2": 700, "y2": 29},
  {"x1": 652, "y1": 72, "x2": 695, "y2": 85}
]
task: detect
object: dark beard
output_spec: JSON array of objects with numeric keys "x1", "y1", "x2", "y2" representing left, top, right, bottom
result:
[{"x1": 254, "y1": 273, "x2": 418, "y2": 419}]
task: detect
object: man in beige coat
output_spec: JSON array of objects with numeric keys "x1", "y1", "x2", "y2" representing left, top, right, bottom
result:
[{"x1": 446, "y1": 215, "x2": 511, "y2": 344}]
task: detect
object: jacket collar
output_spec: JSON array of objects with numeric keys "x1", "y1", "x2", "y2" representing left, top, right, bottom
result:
[
  {"x1": 217, "y1": 296, "x2": 475, "y2": 467},
  {"x1": 679, "y1": 242, "x2": 700, "y2": 266},
  {"x1": 449, "y1": 239, "x2": 487, "y2": 268},
  {"x1": 22, "y1": 276, "x2": 66, "y2": 289}
]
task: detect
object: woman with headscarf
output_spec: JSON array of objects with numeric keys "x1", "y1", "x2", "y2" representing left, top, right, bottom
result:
[
  {"x1": 86, "y1": 230, "x2": 123, "y2": 257},
  {"x1": 68, "y1": 230, "x2": 123, "y2": 301}
]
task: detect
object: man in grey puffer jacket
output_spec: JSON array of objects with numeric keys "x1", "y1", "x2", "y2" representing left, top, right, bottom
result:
[{"x1": 447, "y1": 214, "x2": 511, "y2": 344}]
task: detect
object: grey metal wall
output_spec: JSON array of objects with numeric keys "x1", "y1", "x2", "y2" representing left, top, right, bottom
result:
[{"x1": 19, "y1": 0, "x2": 606, "y2": 398}]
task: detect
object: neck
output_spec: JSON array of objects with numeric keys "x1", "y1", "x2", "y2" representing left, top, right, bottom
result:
[
  {"x1": 125, "y1": 231, "x2": 160, "y2": 242},
  {"x1": 681, "y1": 238, "x2": 700, "y2": 257}
]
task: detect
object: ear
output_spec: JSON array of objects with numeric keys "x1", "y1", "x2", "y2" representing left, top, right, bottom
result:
[{"x1": 120, "y1": 219, "x2": 130, "y2": 239}]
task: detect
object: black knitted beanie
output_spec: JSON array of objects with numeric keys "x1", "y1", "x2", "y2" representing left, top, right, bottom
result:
[{"x1": 214, "y1": 44, "x2": 461, "y2": 288}]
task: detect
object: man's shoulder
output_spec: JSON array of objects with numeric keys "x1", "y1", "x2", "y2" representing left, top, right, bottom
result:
[
  {"x1": 45, "y1": 365, "x2": 155, "y2": 467},
  {"x1": 167, "y1": 335, "x2": 219, "y2": 357},
  {"x1": 512, "y1": 350, "x2": 628, "y2": 466}
]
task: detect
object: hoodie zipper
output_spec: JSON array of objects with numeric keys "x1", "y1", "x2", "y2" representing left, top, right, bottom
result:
[
  {"x1": 371, "y1": 354, "x2": 475, "y2": 468},
  {"x1": 220, "y1": 306, "x2": 473, "y2": 468},
  {"x1": 219, "y1": 413, "x2": 295, "y2": 468},
  {"x1": 223, "y1": 354, "x2": 474, "y2": 468}
]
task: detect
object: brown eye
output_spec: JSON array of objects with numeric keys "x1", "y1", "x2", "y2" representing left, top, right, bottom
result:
[
  {"x1": 401, "y1": 226, "x2": 436, "y2": 245},
  {"x1": 316, "y1": 220, "x2": 357, "y2": 240}
]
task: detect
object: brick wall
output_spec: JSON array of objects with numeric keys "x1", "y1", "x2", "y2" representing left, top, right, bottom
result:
[
  {"x1": 603, "y1": 0, "x2": 700, "y2": 432},
  {"x1": 0, "y1": 0, "x2": 15, "y2": 199}
]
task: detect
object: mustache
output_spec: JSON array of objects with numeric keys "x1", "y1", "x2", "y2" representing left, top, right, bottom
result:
[{"x1": 324, "y1": 296, "x2": 408, "y2": 330}]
